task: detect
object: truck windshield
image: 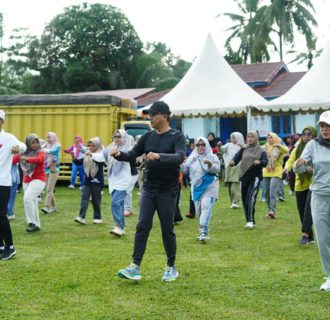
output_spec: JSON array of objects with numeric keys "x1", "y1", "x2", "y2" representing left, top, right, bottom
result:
[{"x1": 124, "y1": 124, "x2": 151, "y2": 138}]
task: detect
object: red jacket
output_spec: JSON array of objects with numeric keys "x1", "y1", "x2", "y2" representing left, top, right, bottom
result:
[{"x1": 22, "y1": 152, "x2": 47, "y2": 183}]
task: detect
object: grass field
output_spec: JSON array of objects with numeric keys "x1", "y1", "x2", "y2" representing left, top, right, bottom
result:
[{"x1": 1, "y1": 183, "x2": 329, "y2": 320}]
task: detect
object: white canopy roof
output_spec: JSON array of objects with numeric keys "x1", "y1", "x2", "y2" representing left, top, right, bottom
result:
[
  {"x1": 157, "y1": 34, "x2": 267, "y2": 117},
  {"x1": 264, "y1": 40, "x2": 330, "y2": 112}
]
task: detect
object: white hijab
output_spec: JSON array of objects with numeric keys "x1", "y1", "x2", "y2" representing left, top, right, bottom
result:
[{"x1": 185, "y1": 137, "x2": 214, "y2": 185}]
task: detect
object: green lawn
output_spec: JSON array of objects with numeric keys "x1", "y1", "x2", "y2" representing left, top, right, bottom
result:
[{"x1": 1, "y1": 184, "x2": 329, "y2": 320}]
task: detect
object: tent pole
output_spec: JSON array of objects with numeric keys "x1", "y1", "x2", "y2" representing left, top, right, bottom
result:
[{"x1": 247, "y1": 106, "x2": 252, "y2": 132}]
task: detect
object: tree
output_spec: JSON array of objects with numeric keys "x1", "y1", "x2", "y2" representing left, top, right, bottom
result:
[
  {"x1": 220, "y1": 0, "x2": 273, "y2": 63},
  {"x1": 256, "y1": 0, "x2": 317, "y2": 61},
  {"x1": 28, "y1": 3, "x2": 143, "y2": 93}
]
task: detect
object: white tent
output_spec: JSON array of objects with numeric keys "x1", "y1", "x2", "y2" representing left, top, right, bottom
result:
[
  {"x1": 264, "y1": 40, "x2": 330, "y2": 112},
  {"x1": 157, "y1": 34, "x2": 267, "y2": 117}
]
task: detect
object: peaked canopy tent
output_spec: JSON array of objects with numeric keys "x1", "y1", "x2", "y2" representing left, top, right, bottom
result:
[
  {"x1": 260, "y1": 40, "x2": 330, "y2": 113},
  {"x1": 153, "y1": 34, "x2": 267, "y2": 118}
]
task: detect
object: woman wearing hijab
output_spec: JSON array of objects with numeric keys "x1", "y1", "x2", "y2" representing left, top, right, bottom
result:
[
  {"x1": 263, "y1": 132, "x2": 289, "y2": 219},
  {"x1": 74, "y1": 137, "x2": 105, "y2": 225},
  {"x1": 181, "y1": 137, "x2": 220, "y2": 241},
  {"x1": 285, "y1": 126, "x2": 317, "y2": 245},
  {"x1": 104, "y1": 129, "x2": 132, "y2": 236},
  {"x1": 294, "y1": 111, "x2": 330, "y2": 291},
  {"x1": 42, "y1": 132, "x2": 61, "y2": 214},
  {"x1": 64, "y1": 135, "x2": 85, "y2": 189},
  {"x1": 229, "y1": 132, "x2": 268, "y2": 228},
  {"x1": 207, "y1": 132, "x2": 218, "y2": 154},
  {"x1": 20, "y1": 134, "x2": 46, "y2": 232},
  {"x1": 220, "y1": 132, "x2": 245, "y2": 208}
]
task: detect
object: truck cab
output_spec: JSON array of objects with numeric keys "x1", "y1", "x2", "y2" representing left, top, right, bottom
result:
[{"x1": 120, "y1": 116, "x2": 152, "y2": 138}]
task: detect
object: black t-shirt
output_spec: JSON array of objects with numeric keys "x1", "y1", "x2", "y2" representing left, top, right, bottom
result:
[{"x1": 117, "y1": 128, "x2": 186, "y2": 189}]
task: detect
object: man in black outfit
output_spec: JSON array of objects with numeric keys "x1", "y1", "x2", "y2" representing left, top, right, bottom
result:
[{"x1": 114, "y1": 101, "x2": 186, "y2": 282}]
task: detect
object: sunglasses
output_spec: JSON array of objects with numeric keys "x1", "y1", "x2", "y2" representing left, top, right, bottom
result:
[
  {"x1": 113, "y1": 135, "x2": 122, "y2": 139},
  {"x1": 196, "y1": 143, "x2": 206, "y2": 147},
  {"x1": 149, "y1": 112, "x2": 164, "y2": 117}
]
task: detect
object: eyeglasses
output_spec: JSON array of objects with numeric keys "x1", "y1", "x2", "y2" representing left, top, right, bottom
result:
[
  {"x1": 302, "y1": 132, "x2": 312, "y2": 136},
  {"x1": 113, "y1": 135, "x2": 122, "y2": 139},
  {"x1": 196, "y1": 143, "x2": 206, "y2": 147}
]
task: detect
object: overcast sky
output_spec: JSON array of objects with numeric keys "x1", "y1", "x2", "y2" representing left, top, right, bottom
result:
[{"x1": 1, "y1": 0, "x2": 329, "y2": 71}]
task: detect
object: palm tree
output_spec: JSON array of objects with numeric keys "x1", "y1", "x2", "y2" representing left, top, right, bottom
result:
[
  {"x1": 287, "y1": 37, "x2": 322, "y2": 69},
  {"x1": 255, "y1": 0, "x2": 317, "y2": 61},
  {"x1": 220, "y1": 0, "x2": 273, "y2": 63}
]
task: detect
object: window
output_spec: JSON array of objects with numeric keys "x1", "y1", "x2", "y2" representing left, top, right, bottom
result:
[{"x1": 271, "y1": 114, "x2": 292, "y2": 138}]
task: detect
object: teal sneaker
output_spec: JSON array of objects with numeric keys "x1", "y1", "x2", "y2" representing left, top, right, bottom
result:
[
  {"x1": 118, "y1": 263, "x2": 141, "y2": 280},
  {"x1": 161, "y1": 266, "x2": 179, "y2": 282}
]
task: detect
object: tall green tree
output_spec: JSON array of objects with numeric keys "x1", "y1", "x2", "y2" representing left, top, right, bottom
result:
[
  {"x1": 255, "y1": 0, "x2": 317, "y2": 61},
  {"x1": 220, "y1": 0, "x2": 273, "y2": 63},
  {"x1": 27, "y1": 3, "x2": 143, "y2": 93}
]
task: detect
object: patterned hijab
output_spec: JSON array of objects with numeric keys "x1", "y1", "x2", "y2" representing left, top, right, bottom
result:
[
  {"x1": 107, "y1": 129, "x2": 132, "y2": 173},
  {"x1": 83, "y1": 137, "x2": 103, "y2": 178},
  {"x1": 43, "y1": 132, "x2": 61, "y2": 168},
  {"x1": 185, "y1": 137, "x2": 214, "y2": 185},
  {"x1": 21, "y1": 133, "x2": 41, "y2": 177},
  {"x1": 265, "y1": 132, "x2": 281, "y2": 170}
]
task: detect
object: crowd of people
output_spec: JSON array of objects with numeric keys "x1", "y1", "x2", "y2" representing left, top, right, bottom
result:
[{"x1": 0, "y1": 105, "x2": 330, "y2": 290}]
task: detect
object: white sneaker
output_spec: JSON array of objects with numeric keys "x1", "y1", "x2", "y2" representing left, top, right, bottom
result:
[
  {"x1": 93, "y1": 219, "x2": 103, "y2": 224},
  {"x1": 68, "y1": 185, "x2": 75, "y2": 189},
  {"x1": 320, "y1": 276, "x2": 330, "y2": 291},
  {"x1": 7, "y1": 215, "x2": 15, "y2": 220},
  {"x1": 74, "y1": 216, "x2": 86, "y2": 225},
  {"x1": 245, "y1": 222, "x2": 254, "y2": 229},
  {"x1": 199, "y1": 233, "x2": 210, "y2": 241},
  {"x1": 110, "y1": 226, "x2": 125, "y2": 236},
  {"x1": 49, "y1": 207, "x2": 57, "y2": 213},
  {"x1": 231, "y1": 203, "x2": 239, "y2": 209}
]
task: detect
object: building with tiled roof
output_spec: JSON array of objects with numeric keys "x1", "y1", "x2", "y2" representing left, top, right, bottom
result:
[{"x1": 136, "y1": 62, "x2": 306, "y2": 107}]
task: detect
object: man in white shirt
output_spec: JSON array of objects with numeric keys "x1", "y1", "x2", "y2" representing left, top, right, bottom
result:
[{"x1": 0, "y1": 109, "x2": 26, "y2": 260}]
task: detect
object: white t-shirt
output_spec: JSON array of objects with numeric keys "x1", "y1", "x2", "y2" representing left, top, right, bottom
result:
[{"x1": 0, "y1": 131, "x2": 21, "y2": 186}]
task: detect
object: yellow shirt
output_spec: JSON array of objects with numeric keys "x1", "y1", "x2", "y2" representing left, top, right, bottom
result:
[{"x1": 284, "y1": 147, "x2": 312, "y2": 191}]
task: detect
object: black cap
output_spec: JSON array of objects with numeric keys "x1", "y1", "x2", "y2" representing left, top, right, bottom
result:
[{"x1": 142, "y1": 101, "x2": 171, "y2": 116}]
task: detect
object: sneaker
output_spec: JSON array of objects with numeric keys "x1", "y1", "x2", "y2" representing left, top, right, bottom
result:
[
  {"x1": 0, "y1": 247, "x2": 16, "y2": 260},
  {"x1": 93, "y1": 219, "x2": 103, "y2": 224},
  {"x1": 68, "y1": 185, "x2": 75, "y2": 189},
  {"x1": 300, "y1": 235, "x2": 309, "y2": 245},
  {"x1": 231, "y1": 203, "x2": 239, "y2": 209},
  {"x1": 124, "y1": 210, "x2": 133, "y2": 217},
  {"x1": 26, "y1": 223, "x2": 40, "y2": 232},
  {"x1": 161, "y1": 266, "x2": 179, "y2": 282},
  {"x1": 74, "y1": 216, "x2": 86, "y2": 225},
  {"x1": 118, "y1": 263, "x2": 141, "y2": 280},
  {"x1": 185, "y1": 212, "x2": 195, "y2": 218},
  {"x1": 49, "y1": 207, "x2": 57, "y2": 213},
  {"x1": 196, "y1": 234, "x2": 202, "y2": 241},
  {"x1": 245, "y1": 222, "x2": 254, "y2": 229},
  {"x1": 42, "y1": 207, "x2": 49, "y2": 214},
  {"x1": 308, "y1": 237, "x2": 315, "y2": 244},
  {"x1": 79, "y1": 186, "x2": 83, "y2": 190},
  {"x1": 110, "y1": 226, "x2": 125, "y2": 236},
  {"x1": 278, "y1": 197, "x2": 285, "y2": 202},
  {"x1": 266, "y1": 211, "x2": 275, "y2": 219},
  {"x1": 261, "y1": 197, "x2": 266, "y2": 202},
  {"x1": 320, "y1": 276, "x2": 330, "y2": 291},
  {"x1": 7, "y1": 215, "x2": 15, "y2": 220},
  {"x1": 199, "y1": 233, "x2": 210, "y2": 241}
]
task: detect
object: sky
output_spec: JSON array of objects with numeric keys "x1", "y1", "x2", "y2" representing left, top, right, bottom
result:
[{"x1": 1, "y1": 0, "x2": 330, "y2": 71}]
